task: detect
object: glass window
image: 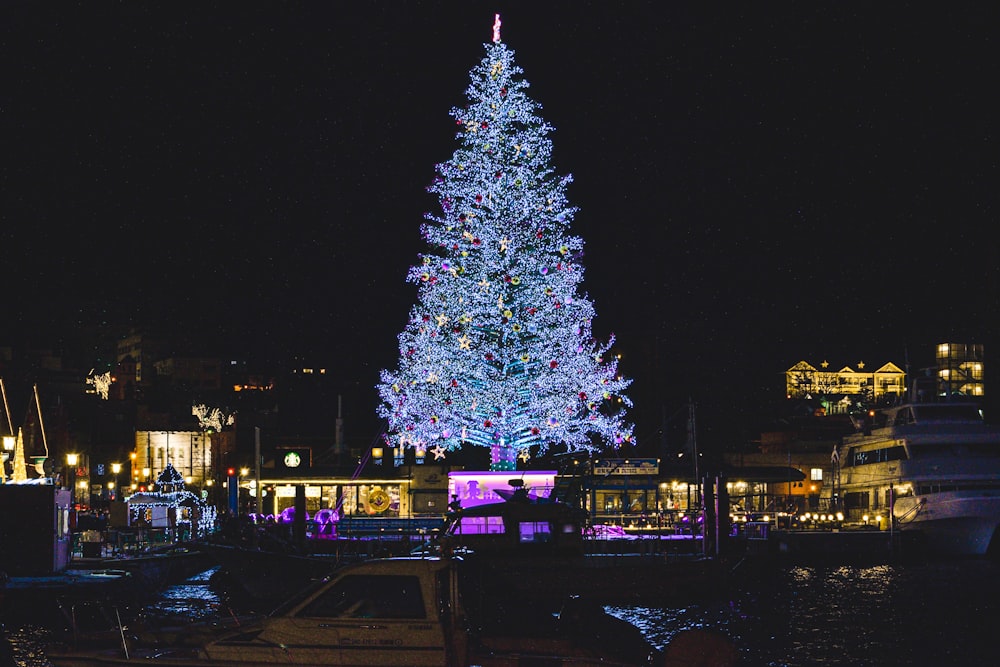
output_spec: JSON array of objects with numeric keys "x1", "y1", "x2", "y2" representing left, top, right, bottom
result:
[
  {"x1": 810, "y1": 468, "x2": 823, "y2": 481},
  {"x1": 518, "y1": 521, "x2": 551, "y2": 543},
  {"x1": 298, "y1": 574, "x2": 426, "y2": 619},
  {"x1": 454, "y1": 515, "x2": 504, "y2": 535}
]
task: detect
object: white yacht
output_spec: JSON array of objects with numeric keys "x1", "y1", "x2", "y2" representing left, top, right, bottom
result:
[{"x1": 836, "y1": 402, "x2": 1000, "y2": 556}]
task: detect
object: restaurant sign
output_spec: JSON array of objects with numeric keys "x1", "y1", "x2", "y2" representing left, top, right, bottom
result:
[{"x1": 592, "y1": 458, "x2": 659, "y2": 476}]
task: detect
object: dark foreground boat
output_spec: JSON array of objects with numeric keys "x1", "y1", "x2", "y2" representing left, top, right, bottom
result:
[
  {"x1": 199, "y1": 488, "x2": 728, "y2": 611},
  {"x1": 45, "y1": 555, "x2": 739, "y2": 667},
  {"x1": 423, "y1": 491, "x2": 729, "y2": 606}
]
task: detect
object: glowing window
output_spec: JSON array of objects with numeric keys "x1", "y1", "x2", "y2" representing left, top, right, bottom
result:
[
  {"x1": 518, "y1": 521, "x2": 551, "y2": 543},
  {"x1": 454, "y1": 516, "x2": 504, "y2": 535},
  {"x1": 810, "y1": 468, "x2": 823, "y2": 481}
]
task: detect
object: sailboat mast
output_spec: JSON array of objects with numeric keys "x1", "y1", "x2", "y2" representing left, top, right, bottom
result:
[
  {"x1": 0, "y1": 377, "x2": 12, "y2": 435},
  {"x1": 33, "y1": 383, "x2": 50, "y2": 458}
]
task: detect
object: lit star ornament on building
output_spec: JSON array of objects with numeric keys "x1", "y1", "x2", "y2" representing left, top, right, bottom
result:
[{"x1": 376, "y1": 15, "x2": 635, "y2": 471}]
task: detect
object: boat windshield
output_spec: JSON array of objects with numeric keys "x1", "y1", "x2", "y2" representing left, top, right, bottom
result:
[{"x1": 911, "y1": 405, "x2": 982, "y2": 423}]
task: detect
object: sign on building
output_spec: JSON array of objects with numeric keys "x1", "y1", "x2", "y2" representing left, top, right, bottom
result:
[{"x1": 592, "y1": 458, "x2": 659, "y2": 476}]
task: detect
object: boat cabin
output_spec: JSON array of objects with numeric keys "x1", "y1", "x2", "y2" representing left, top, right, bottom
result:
[{"x1": 441, "y1": 492, "x2": 587, "y2": 557}]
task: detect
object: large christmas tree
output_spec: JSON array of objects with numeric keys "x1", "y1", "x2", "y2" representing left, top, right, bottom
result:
[{"x1": 378, "y1": 16, "x2": 634, "y2": 471}]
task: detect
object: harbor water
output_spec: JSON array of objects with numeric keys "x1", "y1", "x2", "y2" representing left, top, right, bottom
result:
[{"x1": 4, "y1": 558, "x2": 999, "y2": 666}]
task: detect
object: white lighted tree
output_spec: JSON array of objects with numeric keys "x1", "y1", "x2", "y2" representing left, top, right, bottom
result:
[{"x1": 377, "y1": 16, "x2": 634, "y2": 471}]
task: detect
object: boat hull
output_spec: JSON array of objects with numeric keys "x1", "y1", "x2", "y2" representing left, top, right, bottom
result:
[{"x1": 894, "y1": 491, "x2": 1000, "y2": 556}]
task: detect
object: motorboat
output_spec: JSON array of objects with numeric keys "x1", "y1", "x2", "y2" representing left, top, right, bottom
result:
[
  {"x1": 45, "y1": 554, "x2": 738, "y2": 666},
  {"x1": 835, "y1": 401, "x2": 1000, "y2": 556}
]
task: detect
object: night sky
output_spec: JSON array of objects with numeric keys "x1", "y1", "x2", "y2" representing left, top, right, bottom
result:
[{"x1": 4, "y1": 3, "x2": 998, "y2": 451}]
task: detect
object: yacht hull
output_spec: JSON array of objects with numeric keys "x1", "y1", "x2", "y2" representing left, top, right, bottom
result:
[{"x1": 894, "y1": 491, "x2": 1000, "y2": 556}]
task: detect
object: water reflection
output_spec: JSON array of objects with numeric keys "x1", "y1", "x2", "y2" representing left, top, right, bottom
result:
[
  {"x1": 143, "y1": 567, "x2": 224, "y2": 622},
  {"x1": 7, "y1": 561, "x2": 1000, "y2": 666},
  {"x1": 607, "y1": 560, "x2": 1000, "y2": 666}
]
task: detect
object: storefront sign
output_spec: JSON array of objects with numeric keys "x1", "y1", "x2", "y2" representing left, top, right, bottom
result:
[{"x1": 592, "y1": 458, "x2": 659, "y2": 476}]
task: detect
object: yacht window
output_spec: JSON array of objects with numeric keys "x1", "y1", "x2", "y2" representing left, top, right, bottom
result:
[
  {"x1": 297, "y1": 574, "x2": 426, "y2": 619},
  {"x1": 518, "y1": 521, "x2": 552, "y2": 543},
  {"x1": 453, "y1": 515, "x2": 505, "y2": 535}
]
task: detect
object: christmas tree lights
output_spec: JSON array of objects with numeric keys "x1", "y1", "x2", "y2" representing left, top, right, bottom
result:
[{"x1": 378, "y1": 16, "x2": 634, "y2": 471}]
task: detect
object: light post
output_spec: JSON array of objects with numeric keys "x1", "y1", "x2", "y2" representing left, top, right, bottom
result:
[
  {"x1": 111, "y1": 462, "x2": 121, "y2": 500},
  {"x1": 1, "y1": 435, "x2": 14, "y2": 483},
  {"x1": 142, "y1": 467, "x2": 151, "y2": 491},
  {"x1": 66, "y1": 453, "x2": 79, "y2": 506}
]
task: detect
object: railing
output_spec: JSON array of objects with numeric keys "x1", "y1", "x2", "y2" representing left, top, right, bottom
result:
[{"x1": 335, "y1": 516, "x2": 446, "y2": 538}]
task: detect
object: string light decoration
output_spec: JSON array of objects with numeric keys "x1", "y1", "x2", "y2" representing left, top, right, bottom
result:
[
  {"x1": 377, "y1": 16, "x2": 635, "y2": 471},
  {"x1": 126, "y1": 463, "x2": 217, "y2": 537},
  {"x1": 87, "y1": 369, "x2": 112, "y2": 400},
  {"x1": 192, "y1": 404, "x2": 236, "y2": 432}
]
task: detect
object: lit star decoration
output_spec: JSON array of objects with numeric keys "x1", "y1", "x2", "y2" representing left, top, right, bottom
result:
[
  {"x1": 376, "y1": 16, "x2": 635, "y2": 471},
  {"x1": 431, "y1": 444, "x2": 447, "y2": 460}
]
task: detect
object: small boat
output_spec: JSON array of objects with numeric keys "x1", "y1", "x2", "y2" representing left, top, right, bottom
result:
[
  {"x1": 836, "y1": 400, "x2": 1000, "y2": 556},
  {"x1": 45, "y1": 555, "x2": 738, "y2": 666}
]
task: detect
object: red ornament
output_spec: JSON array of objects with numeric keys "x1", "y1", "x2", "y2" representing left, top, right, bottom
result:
[
  {"x1": 484, "y1": 419, "x2": 492, "y2": 428},
  {"x1": 549, "y1": 360, "x2": 558, "y2": 369},
  {"x1": 579, "y1": 392, "x2": 587, "y2": 401}
]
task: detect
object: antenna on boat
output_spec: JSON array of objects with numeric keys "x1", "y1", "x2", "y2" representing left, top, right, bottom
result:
[{"x1": 904, "y1": 344, "x2": 912, "y2": 404}]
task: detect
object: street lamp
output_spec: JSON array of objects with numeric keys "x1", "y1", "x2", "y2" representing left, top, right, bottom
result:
[
  {"x1": 66, "y1": 453, "x2": 79, "y2": 506},
  {"x1": 111, "y1": 462, "x2": 121, "y2": 500},
  {"x1": 1, "y1": 435, "x2": 14, "y2": 483}
]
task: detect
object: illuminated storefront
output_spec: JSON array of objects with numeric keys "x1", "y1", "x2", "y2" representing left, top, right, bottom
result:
[{"x1": 263, "y1": 479, "x2": 409, "y2": 518}]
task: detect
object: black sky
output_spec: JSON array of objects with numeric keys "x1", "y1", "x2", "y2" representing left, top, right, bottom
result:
[{"x1": 4, "y1": 2, "x2": 998, "y2": 450}]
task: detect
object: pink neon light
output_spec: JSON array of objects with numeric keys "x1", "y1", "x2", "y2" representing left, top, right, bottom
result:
[{"x1": 493, "y1": 14, "x2": 502, "y2": 43}]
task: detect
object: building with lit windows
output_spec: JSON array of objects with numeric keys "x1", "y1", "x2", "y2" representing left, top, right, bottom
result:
[
  {"x1": 785, "y1": 360, "x2": 906, "y2": 409},
  {"x1": 935, "y1": 342, "x2": 984, "y2": 398}
]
